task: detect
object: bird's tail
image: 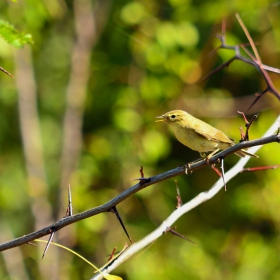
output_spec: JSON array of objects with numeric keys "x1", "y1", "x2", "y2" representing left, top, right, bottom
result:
[{"x1": 234, "y1": 149, "x2": 259, "y2": 158}]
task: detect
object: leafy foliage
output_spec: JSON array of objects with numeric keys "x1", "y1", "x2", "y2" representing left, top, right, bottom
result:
[{"x1": 0, "y1": 20, "x2": 33, "y2": 48}]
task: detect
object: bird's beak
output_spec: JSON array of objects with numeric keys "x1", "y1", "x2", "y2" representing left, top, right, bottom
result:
[{"x1": 155, "y1": 115, "x2": 165, "y2": 122}]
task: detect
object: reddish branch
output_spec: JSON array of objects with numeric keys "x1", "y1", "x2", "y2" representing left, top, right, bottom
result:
[{"x1": 202, "y1": 15, "x2": 280, "y2": 111}]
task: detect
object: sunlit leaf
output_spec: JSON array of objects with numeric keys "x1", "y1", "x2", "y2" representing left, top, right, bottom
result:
[{"x1": 0, "y1": 20, "x2": 33, "y2": 48}]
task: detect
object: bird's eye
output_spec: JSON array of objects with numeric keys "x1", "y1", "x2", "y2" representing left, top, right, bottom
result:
[{"x1": 170, "y1": 114, "x2": 176, "y2": 119}]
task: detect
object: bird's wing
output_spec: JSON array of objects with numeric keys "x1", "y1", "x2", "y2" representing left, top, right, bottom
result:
[{"x1": 192, "y1": 120, "x2": 234, "y2": 144}]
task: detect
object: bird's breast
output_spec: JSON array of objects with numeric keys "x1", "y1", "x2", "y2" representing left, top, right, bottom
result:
[{"x1": 172, "y1": 125, "x2": 227, "y2": 152}]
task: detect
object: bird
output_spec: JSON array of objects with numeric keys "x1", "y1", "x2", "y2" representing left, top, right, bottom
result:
[{"x1": 156, "y1": 110, "x2": 258, "y2": 159}]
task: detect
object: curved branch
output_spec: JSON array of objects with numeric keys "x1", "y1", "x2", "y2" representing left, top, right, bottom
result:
[
  {"x1": 91, "y1": 114, "x2": 280, "y2": 279},
  {"x1": 0, "y1": 116, "x2": 279, "y2": 252}
]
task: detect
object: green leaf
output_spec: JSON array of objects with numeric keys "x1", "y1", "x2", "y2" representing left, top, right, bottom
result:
[{"x1": 0, "y1": 20, "x2": 33, "y2": 48}]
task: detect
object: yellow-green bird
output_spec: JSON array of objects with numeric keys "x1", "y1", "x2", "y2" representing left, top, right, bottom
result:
[{"x1": 156, "y1": 110, "x2": 258, "y2": 159}]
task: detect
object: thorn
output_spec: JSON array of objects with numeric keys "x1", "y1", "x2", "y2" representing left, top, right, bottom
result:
[
  {"x1": 220, "y1": 158, "x2": 227, "y2": 191},
  {"x1": 65, "y1": 184, "x2": 73, "y2": 217},
  {"x1": 139, "y1": 166, "x2": 144, "y2": 178},
  {"x1": 109, "y1": 206, "x2": 132, "y2": 243},
  {"x1": 0, "y1": 66, "x2": 14, "y2": 78},
  {"x1": 211, "y1": 164, "x2": 222, "y2": 177},
  {"x1": 131, "y1": 177, "x2": 151, "y2": 184},
  {"x1": 175, "y1": 180, "x2": 182, "y2": 208},
  {"x1": 41, "y1": 227, "x2": 56, "y2": 259},
  {"x1": 131, "y1": 166, "x2": 151, "y2": 184},
  {"x1": 100, "y1": 244, "x2": 129, "y2": 271},
  {"x1": 165, "y1": 227, "x2": 197, "y2": 245},
  {"x1": 241, "y1": 164, "x2": 280, "y2": 172},
  {"x1": 238, "y1": 111, "x2": 259, "y2": 142},
  {"x1": 239, "y1": 127, "x2": 245, "y2": 142},
  {"x1": 107, "y1": 247, "x2": 117, "y2": 261},
  {"x1": 237, "y1": 111, "x2": 249, "y2": 125},
  {"x1": 201, "y1": 57, "x2": 236, "y2": 82}
]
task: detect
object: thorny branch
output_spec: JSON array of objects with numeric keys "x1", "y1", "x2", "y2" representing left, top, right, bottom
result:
[
  {"x1": 91, "y1": 115, "x2": 280, "y2": 280},
  {"x1": 0, "y1": 131, "x2": 279, "y2": 252},
  {"x1": 203, "y1": 15, "x2": 280, "y2": 111}
]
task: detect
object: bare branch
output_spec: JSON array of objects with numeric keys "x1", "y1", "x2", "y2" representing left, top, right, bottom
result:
[
  {"x1": 202, "y1": 16, "x2": 280, "y2": 110},
  {"x1": 91, "y1": 115, "x2": 280, "y2": 279},
  {"x1": 0, "y1": 116, "x2": 279, "y2": 253}
]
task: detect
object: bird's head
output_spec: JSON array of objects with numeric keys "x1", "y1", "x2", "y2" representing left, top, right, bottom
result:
[{"x1": 156, "y1": 110, "x2": 187, "y2": 126}]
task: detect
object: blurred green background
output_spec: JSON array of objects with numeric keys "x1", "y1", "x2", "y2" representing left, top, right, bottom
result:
[{"x1": 0, "y1": 0, "x2": 280, "y2": 279}]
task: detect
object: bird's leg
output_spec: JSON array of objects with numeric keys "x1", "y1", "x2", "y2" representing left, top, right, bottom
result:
[
  {"x1": 185, "y1": 163, "x2": 192, "y2": 174},
  {"x1": 184, "y1": 157, "x2": 205, "y2": 174},
  {"x1": 205, "y1": 148, "x2": 220, "y2": 162},
  {"x1": 199, "y1": 152, "x2": 207, "y2": 158}
]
